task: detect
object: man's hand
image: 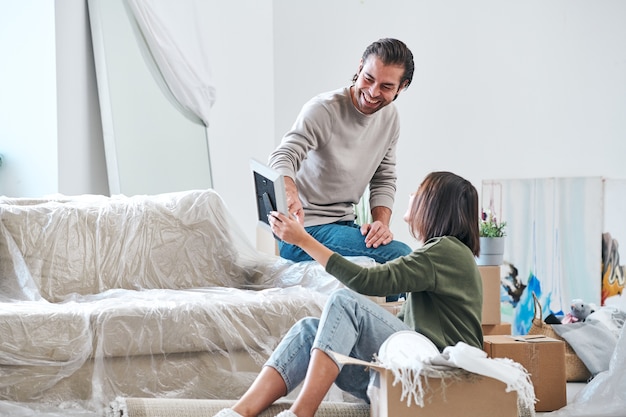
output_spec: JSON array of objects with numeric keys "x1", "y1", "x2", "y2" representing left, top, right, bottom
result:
[
  {"x1": 284, "y1": 176, "x2": 304, "y2": 225},
  {"x1": 361, "y1": 206, "x2": 394, "y2": 248},
  {"x1": 361, "y1": 221, "x2": 394, "y2": 248}
]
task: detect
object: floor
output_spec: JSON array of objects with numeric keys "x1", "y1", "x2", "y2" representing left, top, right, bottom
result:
[
  {"x1": 536, "y1": 382, "x2": 586, "y2": 416},
  {"x1": 0, "y1": 401, "x2": 99, "y2": 417},
  {"x1": 1, "y1": 383, "x2": 588, "y2": 417}
]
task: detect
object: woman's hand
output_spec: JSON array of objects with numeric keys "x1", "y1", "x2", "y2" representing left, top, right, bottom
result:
[
  {"x1": 269, "y1": 211, "x2": 307, "y2": 246},
  {"x1": 269, "y1": 210, "x2": 333, "y2": 267},
  {"x1": 284, "y1": 177, "x2": 305, "y2": 225}
]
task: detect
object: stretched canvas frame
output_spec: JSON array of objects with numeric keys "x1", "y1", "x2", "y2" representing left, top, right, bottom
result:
[{"x1": 485, "y1": 177, "x2": 606, "y2": 335}]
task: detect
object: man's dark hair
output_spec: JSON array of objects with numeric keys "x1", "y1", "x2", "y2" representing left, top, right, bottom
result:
[{"x1": 352, "y1": 38, "x2": 415, "y2": 90}]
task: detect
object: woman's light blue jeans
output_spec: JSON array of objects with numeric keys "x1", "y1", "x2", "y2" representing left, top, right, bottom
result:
[
  {"x1": 264, "y1": 288, "x2": 411, "y2": 402},
  {"x1": 278, "y1": 221, "x2": 412, "y2": 265}
]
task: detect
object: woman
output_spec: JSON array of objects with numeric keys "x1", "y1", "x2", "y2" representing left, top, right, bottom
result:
[{"x1": 214, "y1": 171, "x2": 483, "y2": 417}]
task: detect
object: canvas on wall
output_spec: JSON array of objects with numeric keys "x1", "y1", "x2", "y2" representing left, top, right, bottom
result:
[
  {"x1": 482, "y1": 177, "x2": 625, "y2": 335},
  {"x1": 602, "y1": 179, "x2": 626, "y2": 305}
]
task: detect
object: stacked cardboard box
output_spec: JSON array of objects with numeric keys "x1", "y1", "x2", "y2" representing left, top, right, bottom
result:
[
  {"x1": 482, "y1": 322, "x2": 512, "y2": 335},
  {"x1": 478, "y1": 265, "x2": 501, "y2": 324},
  {"x1": 478, "y1": 265, "x2": 513, "y2": 335},
  {"x1": 483, "y1": 335, "x2": 566, "y2": 412}
]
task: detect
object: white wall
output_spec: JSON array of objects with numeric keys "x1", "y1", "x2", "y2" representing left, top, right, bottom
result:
[
  {"x1": 0, "y1": 0, "x2": 57, "y2": 197},
  {"x1": 2, "y1": 0, "x2": 625, "y2": 249},
  {"x1": 56, "y1": 0, "x2": 109, "y2": 196},
  {"x1": 274, "y1": 0, "x2": 626, "y2": 249},
  {"x1": 0, "y1": 0, "x2": 108, "y2": 198},
  {"x1": 0, "y1": 0, "x2": 274, "y2": 247},
  {"x1": 197, "y1": 0, "x2": 275, "y2": 238}
]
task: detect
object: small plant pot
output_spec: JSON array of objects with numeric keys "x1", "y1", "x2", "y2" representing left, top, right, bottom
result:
[{"x1": 476, "y1": 237, "x2": 505, "y2": 266}]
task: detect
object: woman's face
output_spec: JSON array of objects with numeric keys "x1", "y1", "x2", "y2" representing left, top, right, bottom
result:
[
  {"x1": 405, "y1": 191, "x2": 425, "y2": 244},
  {"x1": 403, "y1": 192, "x2": 416, "y2": 223}
]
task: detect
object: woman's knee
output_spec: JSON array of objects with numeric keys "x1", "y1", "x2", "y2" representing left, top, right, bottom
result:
[
  {"x1": 325, "y1": 288, "x2": 362, "y2": 312},
  {"x1": 292, "y1": 316, "x2": 320, "y2": 335},
  {"x1": 328, "y1": 287, "x2": 357, "y2": 302}
]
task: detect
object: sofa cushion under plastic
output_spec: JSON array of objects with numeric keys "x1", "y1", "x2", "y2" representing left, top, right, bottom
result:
[
  {"x1": 0, "y1": 300, "x2": 93, "y2": 400},
  {"x1": 89, "y1": 286, "x2": 326, "y2": 358},
  {"x1": 0, "y1": 190, "x2": 258, "y2": 302},
  {"x1": 0, "y1": 301, "x2": 91, "y2": 363}
]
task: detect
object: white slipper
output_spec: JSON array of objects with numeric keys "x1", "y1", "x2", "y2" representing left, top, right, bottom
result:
[
  {"x1": 212, "y1": 409, "x2": 244, "y2": 417},
  {"x1": 275, "y1": 411, "x2": 298, "y2": 417}
]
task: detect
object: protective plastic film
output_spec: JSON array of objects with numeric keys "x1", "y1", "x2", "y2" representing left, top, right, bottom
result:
[
  {"x1": 548, "y1": 322, "x2": 626, "y2": 417},
  {"x1": 0, "y1": 190, "x2": 354, "y2": 415},
  {"x1": 6, "y1": 190, "x2": 624, "y2": 416}
]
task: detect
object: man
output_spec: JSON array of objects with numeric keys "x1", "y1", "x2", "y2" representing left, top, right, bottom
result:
[{"x1": 269, "y1": 38, "x2": 414, "y2": 269}]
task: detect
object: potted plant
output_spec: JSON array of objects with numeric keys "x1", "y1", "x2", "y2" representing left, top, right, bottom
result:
[
  {"x1": 480, "y1": 210, "x2": 507, "y2": 238},
  {"x1": 477, "y1": 210, "x2": 507, "y2": 265}
]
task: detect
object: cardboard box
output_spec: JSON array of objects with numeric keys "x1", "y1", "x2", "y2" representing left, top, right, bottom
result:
[
  {"x1": 482, "y1": 322, "x2": 512, "y2": 336},
  {"x1": 333, "y1": 352, "x2": 518, "y2": 417},
  {"x1": 368, "y1": 297, "x2": 405, "y2": 316},
  {"x1": 483, "y1": 335, "x2": 566, "y2": 412},
  {"x1": 378, "y1": 301, "x2": 404, "y2": 316},
  {"x1": 367, "y1": 296, "x2": 387, "y2": 304},
  {"x1": 478, "y1": 266, "x2": 501, "y2": 324}
]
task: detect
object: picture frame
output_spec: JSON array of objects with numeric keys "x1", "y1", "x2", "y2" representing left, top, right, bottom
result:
[{"x1": 250, "y1": 158, "x2": 288, "y2": 230}]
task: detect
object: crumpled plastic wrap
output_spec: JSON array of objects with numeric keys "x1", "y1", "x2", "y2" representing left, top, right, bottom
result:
[
  {"x1": 0, "y1": 189, "x2": 369, "y2": 415},
  {"x1": 546, "y1": 304, "x2": 626, "y2": 417}
]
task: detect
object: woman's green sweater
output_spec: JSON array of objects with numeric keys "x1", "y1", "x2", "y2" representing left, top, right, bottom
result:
[{"x1": 325, "y1": 236, "x2": 483, "y2": 351}]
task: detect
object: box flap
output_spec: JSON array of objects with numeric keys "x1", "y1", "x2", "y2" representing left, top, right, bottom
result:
[
  {"x1": 329, "y1": 351, "x2": 385, "y2": 371},
  {"x1": 484, "y1": 334, "x2": 562, "y2": 345},
  {"x1": 510, "y1": 335, "x2": 560, "y2": 343}
]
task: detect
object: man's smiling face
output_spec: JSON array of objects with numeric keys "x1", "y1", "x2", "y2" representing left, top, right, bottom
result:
[{"x1": 351, "y1": 56, "x2": 406, "y2": 115}]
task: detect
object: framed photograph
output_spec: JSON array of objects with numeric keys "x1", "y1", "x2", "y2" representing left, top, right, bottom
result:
[{"x1": 250, "y1": 158, "x2": 288, "y2": 230}]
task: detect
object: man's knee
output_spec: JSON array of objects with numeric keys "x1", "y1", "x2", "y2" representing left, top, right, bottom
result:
[
  {"x1": 374, "y1": 240, "x2": 412, "y2": 263},
  {"x1": 389, "y1": 240, "x2": 412, "y2": 257}
]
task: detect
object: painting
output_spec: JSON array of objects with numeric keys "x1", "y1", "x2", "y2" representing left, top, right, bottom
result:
[{"x1": 483, "y1": 177, "x2": 626, "y2": 335}]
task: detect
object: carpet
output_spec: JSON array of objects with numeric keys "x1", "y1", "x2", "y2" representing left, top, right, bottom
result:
[
  {"x1": 107, "y1": 398, "x2": 370, "y2": 417},
  {"x1": 108, "y1": 397, "x2": 538, "y2": 417}
]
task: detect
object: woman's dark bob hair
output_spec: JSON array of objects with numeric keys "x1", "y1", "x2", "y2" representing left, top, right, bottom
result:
[{"x1": 407, "y1": 171, "x2": 480, "y2": 256}]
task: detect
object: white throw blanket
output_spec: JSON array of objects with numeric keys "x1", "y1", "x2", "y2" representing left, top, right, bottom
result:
[{"x1": 381, "y1": 341, "x2": 536, "y2": 411}]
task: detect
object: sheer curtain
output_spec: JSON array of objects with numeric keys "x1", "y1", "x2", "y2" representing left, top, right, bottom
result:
[{"x1": 125, "y1": 0, "x2": 216, "y2": 126}]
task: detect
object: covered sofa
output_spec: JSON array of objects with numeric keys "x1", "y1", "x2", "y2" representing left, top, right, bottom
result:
[{"x1": 0, "y1": 189, "x2": 365, "y2": 413}]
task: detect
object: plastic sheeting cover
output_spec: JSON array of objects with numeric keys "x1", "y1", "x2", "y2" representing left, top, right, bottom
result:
[
  {"x1": 546, "y1": 297, "x2": 626, "y2": 417},
  {"x1": 0, "y1": 189, "x2": 369, "y2": 415}
]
